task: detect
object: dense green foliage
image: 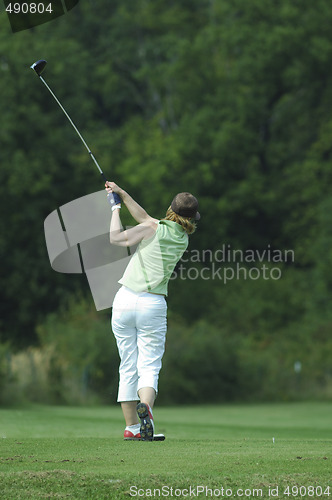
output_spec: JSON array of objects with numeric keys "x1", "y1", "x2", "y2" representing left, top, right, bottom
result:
[{"x1": 1, "y1": 0, "x2": 332, "y2": 402}]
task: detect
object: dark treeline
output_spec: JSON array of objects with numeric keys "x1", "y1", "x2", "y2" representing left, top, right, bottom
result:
[{"x1": 0, "y1": 0, "x2": 332, "y2": 402}]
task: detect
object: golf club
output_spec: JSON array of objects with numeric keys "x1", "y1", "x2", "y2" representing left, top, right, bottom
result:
[{"x1": 30, "y1": 59, "x2": 121, "y2": 207}]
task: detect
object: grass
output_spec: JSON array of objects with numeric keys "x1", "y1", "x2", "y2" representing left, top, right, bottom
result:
[{"x1": 0, "y1": 402, "x2": 331, "y2": 499}]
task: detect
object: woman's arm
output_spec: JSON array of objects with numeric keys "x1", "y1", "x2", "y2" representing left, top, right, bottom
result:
[
  {"x1": 109, "y1": 208, "x2": 157, "y2": 247},
  {"x1": 106, "y1": 182, "x2": 158, "y2": 246},
  {"x1": 105, "y1": 181, "x2": 158, "y2": 224}
]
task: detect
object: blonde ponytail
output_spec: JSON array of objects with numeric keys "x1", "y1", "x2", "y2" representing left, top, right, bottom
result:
[{"x1": 164, "y1": 206, "x2": 196, "y2": 235}]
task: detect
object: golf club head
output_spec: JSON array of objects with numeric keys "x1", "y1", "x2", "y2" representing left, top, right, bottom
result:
[{"x1": 30, "y1": 59, "x2": 47, "y2": 76}]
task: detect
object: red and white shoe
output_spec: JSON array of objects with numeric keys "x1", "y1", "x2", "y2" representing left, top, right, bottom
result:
[
  {"x1": 136, "y1": 403, "x2": 165, "y2": 441},
  {"x1": 136, "y1": 402, "x2": 154, "y2": 441},
  {"x1": 123, "y1": 408, "x2": 165, "y2": 441},
  {"x1": 124, "y1": 425, "x2": 141, "y2": 441},
  {"x1": 124, "y1": 429, "x2": 165, "y2": 441}
]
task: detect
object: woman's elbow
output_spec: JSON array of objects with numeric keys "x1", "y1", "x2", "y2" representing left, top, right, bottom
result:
[{"x1": 109, "y1": 235, "x2": 128, "y2": 246}]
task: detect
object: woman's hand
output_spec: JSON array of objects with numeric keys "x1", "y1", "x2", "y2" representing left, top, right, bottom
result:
[{"x1": 105, "y1": 181, "x2": 122, "y2": 195}]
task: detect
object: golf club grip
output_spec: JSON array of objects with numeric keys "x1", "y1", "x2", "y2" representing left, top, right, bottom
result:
[
  {"x1": 102, "y1": 174, "x2": 121, "y2": 206},
  {"x1": 107, "y1": 191, "x2": 122, "y2": 207}
]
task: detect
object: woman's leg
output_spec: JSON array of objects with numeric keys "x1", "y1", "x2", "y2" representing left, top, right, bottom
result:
[
  {"x1": 112, "y1": 287, "x2": 139, "y2": 425},
  {"x1": 138, "y1": 386, "x2": 156, "y2": 408},
  {"x1": 121, "y1": 401, "x2": 139, "y2": 426},
  {"x1": 136, "y1": 294, "x2": 167, "y2": 398}
]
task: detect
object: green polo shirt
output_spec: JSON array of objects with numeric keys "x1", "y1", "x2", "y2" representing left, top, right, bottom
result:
[{"x1": 119, "y1": 220, "x2": 188, "y2": 295}]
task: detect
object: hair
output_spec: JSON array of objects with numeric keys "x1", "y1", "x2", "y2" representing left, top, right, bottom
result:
[{"x1": 163, "y1": 206, "x2": 196, "y2": 235}]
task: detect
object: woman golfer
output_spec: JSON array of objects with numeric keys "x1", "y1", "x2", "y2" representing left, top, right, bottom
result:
[{"x1": 105, "y1": 181, "x2": 199, "y2": 441}]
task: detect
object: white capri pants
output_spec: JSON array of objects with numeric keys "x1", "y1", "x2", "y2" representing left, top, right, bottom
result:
[{"x1": 111, "y1": 286, "x2": 167, "y2": 402}]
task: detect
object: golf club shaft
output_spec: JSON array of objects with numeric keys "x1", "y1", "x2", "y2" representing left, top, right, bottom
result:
[
  {"x1": 30, "y1": 60, "x2": 121, "y2": 207},
  {"x1": 39, "y1": 75, "x2": 106, "y2": 181}
]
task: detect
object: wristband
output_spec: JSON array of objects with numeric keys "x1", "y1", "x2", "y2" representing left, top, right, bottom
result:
[
  {"x1": 112, "y1": 204, "x2": 121, "y2": 211},
  {"x1": 107, "y1": 191, "x2": 122, "y2": 208}
]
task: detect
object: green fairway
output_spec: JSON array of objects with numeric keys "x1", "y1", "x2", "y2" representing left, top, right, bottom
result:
[{"x1": 0, "y1": 403, "x2": 331, "y2": 499}]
